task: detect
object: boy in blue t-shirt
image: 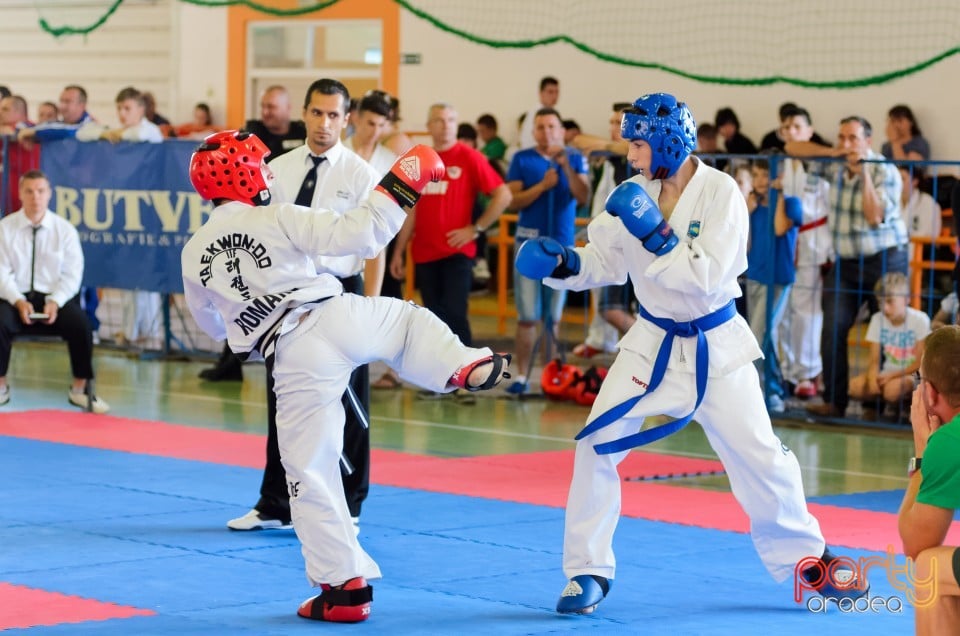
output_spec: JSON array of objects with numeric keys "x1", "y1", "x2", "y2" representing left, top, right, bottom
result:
[{"x1": 745, "y1": 157, "x2": 803, "y2": 412}]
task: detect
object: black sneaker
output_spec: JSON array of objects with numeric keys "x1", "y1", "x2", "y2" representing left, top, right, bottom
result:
[{"x1": 199, "y1": 346, "x2": 243, "y2": 381}]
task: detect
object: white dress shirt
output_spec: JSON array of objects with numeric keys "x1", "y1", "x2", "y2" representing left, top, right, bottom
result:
[
  {"x1": 342, "y1": 136, "x2": 397, "y2": 177},
  {"x1": 903, "y1": 189, "x2": 942, "y2": 240},
  {"x1": 0, "y1": 209, "x2": 84, "y2": 307},
  {"x1": 75, "y1": 118, "x2": 163, "y2": 143},
  {"x1": 269, "y1": 141, "x2": 381, "y2": 277}
]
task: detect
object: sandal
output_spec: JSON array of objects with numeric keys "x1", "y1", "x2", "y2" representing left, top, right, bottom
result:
[{"x1": 371, "y1": 370, "x2": 402, "y2": 390}]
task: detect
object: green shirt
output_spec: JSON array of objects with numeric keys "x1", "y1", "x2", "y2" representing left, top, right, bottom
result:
[
  {"x1": 481, "y1": 136, "x2": 506, "y2": 161},
  {"x1": 917, "y1": 413, "x2": 960, "y2": 509}
]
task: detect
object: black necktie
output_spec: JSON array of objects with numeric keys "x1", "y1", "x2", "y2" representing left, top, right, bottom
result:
[
  {"x1": 294, "y1": 155, "x2": 326, "y2": 206},
  {"x1": 29, "y1": 225, "x2": 39, "y2": 293}
]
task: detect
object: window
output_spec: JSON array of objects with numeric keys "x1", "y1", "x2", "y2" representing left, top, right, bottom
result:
[{"x1": 247, "y1": 19, "x2": 382, "y2": 118}]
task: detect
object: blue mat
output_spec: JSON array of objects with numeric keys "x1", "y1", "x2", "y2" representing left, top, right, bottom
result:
[{"x1": 0, "y1": 436, "x2": 915, "y2": 634}]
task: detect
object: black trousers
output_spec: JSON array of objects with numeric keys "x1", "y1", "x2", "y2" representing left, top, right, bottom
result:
[
  {"x1": 415, "y1": 253, "x2": 473, "y2": 346},
  {"x1": 0, "y1": 293, "x2": 94, "y2": 379},
  {"x1": 255, "y1": 275, "x2": 370, "y2": 520}
]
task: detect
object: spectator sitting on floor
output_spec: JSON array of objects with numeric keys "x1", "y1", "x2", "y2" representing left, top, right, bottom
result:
[{"x1": 849, "y1": 272, "x2": 930, "y2": 420}]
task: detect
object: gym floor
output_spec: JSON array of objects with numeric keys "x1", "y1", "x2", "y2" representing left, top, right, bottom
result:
[
  {"x1": 0, "y1": 309, "x2": 925, "y2": 634},
  {"x1": 1, "y1": 322, "x2": 915, "y2": 498}
]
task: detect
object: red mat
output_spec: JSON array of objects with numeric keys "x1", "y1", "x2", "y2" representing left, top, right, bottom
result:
[
  {"x1": 2, "y1": 409, "x2": 952, "y2": 553},
  {"x1": 0, "y1": 583, "x2": 153, "y2": 630}
]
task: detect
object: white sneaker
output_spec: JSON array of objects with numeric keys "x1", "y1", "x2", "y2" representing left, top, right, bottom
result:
[
  {"x1": 473, "y1": 258, "x2": 491, "y2": 282},
  {"x1": 226, "y1": 508, "x2": 292, "y2": 531},
  {"x1": 67, "y1": 389, "x2": 110, "y2": 414},
  {"x1": 352, "y1": 516, "x2": 360, "y2": 537},
  {"x1": 0, "y1": 385, "x2": 9, "y2": 406}
]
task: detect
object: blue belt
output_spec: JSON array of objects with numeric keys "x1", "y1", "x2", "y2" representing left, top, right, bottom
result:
[{"x1": 575, "y1": 300, "x2": 737, "y2": 454}]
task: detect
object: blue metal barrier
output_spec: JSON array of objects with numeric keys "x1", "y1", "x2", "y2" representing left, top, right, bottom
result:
[{"x1": 710, "y1": 153, "x2": 957, "y2": 429}]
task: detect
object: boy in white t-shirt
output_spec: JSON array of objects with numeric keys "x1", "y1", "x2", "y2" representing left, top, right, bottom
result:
[
  {"x1": 76, "y1": 86, "x2": 163, "y2": 144},
  {"x1": 899, "y1": 167, "x2": 942, "y2": 240},
  {"x1": 850, "y1": 272, "x2": 931, "y2": 419}
]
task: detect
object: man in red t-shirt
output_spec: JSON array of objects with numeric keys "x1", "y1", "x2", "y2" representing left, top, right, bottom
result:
[
  {"x1": 0, "y1": 95, "x2": 40, "y2": 215},
  {"x1": 390, "y1": 102, "x2": 511, "y2": 356}
]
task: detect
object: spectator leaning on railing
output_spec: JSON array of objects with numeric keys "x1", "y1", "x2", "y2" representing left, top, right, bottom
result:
[
  {"x1": 17, "y1": 85, "x2": 94, "y2": 149},
  {"x1": 786, "y1": 115, "x2": 908, "y2": 419}
]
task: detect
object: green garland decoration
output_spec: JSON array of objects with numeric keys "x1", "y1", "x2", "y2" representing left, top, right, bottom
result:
[
  {"x1": 180, "y1": 0, "x2": 342, "y2": 16},
  {"x1": 37, "y1": 0, "x2": 344, "y2": 36},
  {"x1": 395, "y1": 0, "x2": 960, "y2": 89},
  {"x1": 38, "y1": 0, "x2": 123, "y2": 37},
  {"x1": 36, "y1": 0, "x2": 960, "y2": 89}
]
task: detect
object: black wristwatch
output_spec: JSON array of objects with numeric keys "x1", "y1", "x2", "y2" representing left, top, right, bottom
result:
[{"x1": 908, "y1": 457, "x2": 922, "y2": 477}]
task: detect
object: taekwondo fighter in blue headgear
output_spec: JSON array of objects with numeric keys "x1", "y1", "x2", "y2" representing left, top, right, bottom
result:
[{"x1": 515, "y1": 92, "x2": 869, "y2": 614}]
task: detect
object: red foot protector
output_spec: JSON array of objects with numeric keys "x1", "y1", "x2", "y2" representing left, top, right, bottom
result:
[
  {"x1": 297, "y1": 577, "x2": 372, "y2": 622},
  {"x1": 0, "y1": 582, "x2": 154, "y2": 629},
  {"x1": 449, "y1": 353, "x2": 512, "y2": 391}
]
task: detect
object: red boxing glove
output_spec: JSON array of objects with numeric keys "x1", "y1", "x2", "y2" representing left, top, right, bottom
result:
[{"x1": 375, "y1": 144, "x2": 445, "y2": 208}]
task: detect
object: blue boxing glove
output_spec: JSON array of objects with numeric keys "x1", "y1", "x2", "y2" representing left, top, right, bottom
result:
[
  {"x1": 604, "y1": 181, "x2": 678, "y2": 256},
  {"x1": 515, "y1": 237, "x2": 581, "y2": 280}
]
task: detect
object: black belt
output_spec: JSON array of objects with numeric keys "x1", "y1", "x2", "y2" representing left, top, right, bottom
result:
[
  {"x1": 338, "y1": 273, "x2": 363, "y2": 294},
  {"x1": 237, "y1": 296, "x2": 333, "y2": 363}
]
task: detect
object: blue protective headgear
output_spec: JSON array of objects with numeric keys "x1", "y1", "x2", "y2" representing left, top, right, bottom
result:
[{"x1": 621, "y1": 93, "x2": 697, "y2": 179}]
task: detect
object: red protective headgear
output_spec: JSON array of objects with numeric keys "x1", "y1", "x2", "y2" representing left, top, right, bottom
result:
[
  {"x1": 541, "y1": 359, "x2": 582, "y2": 400},
  {"x1": 189, "y1": 130, "x2": 272, "y2": 205},
  {"x1": 568, "y1": 365, "x2": 608, "y2": 406}
]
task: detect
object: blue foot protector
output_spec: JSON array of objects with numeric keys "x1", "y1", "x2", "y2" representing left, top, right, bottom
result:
[
  {"x1": 803, "y1": 548, "x2": 870, "y2": 603},
  {"x1": 556, "y1": 575, "x2": 611, "y2": 614}
]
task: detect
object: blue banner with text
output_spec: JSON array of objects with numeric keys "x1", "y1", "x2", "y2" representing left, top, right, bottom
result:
[{"x1": 40, "y1": 138, "x2": 210, "y2": 293}]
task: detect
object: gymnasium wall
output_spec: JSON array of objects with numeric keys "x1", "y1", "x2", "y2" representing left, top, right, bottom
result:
[{"x1": 4, "y1": 1, "x2": 959, "y2": 161}]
